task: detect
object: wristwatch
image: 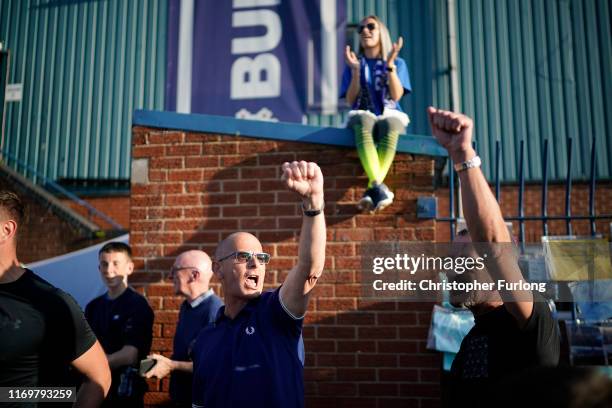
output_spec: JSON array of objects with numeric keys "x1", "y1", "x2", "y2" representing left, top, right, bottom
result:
[
  {"x1": 301, "y1": 202, "x2": 324, "y2": 217},
  {"x1": 454, "y1": 155, "x2": 481, "y2": 172},
  {"x1": 386, "y1": 65, "x2": 396, "y2": 72}
]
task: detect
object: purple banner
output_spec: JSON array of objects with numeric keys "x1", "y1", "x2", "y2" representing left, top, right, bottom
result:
[{"x1": 166, "y1": 0, "x2": 346, "y2": 123}]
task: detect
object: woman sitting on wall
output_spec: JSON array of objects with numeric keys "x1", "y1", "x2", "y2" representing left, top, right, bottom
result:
[{"x1": 340, "y1": 15, "x2": 412, "y2": 212}]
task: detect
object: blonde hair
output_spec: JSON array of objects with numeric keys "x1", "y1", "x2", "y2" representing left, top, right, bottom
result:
[{"x1": 358, "y1": 15, "x2": 393, "y2": 60}]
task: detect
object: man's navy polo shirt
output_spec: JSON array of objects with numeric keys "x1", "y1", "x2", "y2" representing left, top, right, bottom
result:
[{"x1": 191, "y1": 288, "x2": 304, "y2": 408}]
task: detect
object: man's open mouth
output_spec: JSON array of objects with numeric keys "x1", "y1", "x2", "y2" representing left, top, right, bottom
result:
[{"x1": 245, "y1": 274, "x2": 259, "y2": 289}]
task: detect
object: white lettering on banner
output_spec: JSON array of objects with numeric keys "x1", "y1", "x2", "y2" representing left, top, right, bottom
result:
[
  {"x1": 231, "y1": 55, "x2": 280, "y2": 98},
  {"x1": 233, "y1": 0, "x2": 279, "y2": 9},
  {"x1": 232, "y1": 10, "x2": 281, "y2": 54},
  {"x1": 230, "y1": 0, "x2": 282, "y2": 100}
]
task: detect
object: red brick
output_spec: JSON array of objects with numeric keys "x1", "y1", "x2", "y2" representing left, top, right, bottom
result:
[
  {"x1": 336, "y1": 312, "x2": 375, "y2": 325},
  {"x1": 317, "y1": 326, "x2": 355, "y2": 339},
  {"x1": 358, "y1": 326, "x2": 397, "y2": 340},
  {"x1": 154, "y1": 311, "x2": 179, "y2": 324},
  {"x1": 150, "y1": 157, "x2": 183, "y2": 169},
  {"x1": 358, "y1": 354, "x2": 398, "y2": 367},
  {"x1": 240, "y1": 192, "x2": 275, "y2": 204},
  {"x1": 377, "y1": 312, "x2": 417, "y2": 325},
  {"x1": 240, "y1": 218, "x2": 277, "y2": 230},
  {"x1": 162, "y1": 324, "x2": 178, "y2": 338},
  {"x1": 358, "y1": 383, "x2": 398, "y2": 396},
  {"x1": 316, "y1": 383, "x2": 357, "y2": 396},
  {"x1": 152, "y1": 338, "x2": 173, "y2": 351},
  {"x1": 376, "y1": 341, "x2": 419, "y2": 353},
  {"x1": 304, "y1": 340, "x2": 335, "y2": 352},
  {"x1": 337, "y1": 341, "x2": 376, "y2": 353},
  {"x1": 185, "y1": 133, "x2": 219, "y2": 142},
  {"x1": 167, "y1": 144, "x2": 202, "y2": 156},
  {"x1": 337, "y1": 368, "x2": 375, "y2": 381},
  {"x1": 380, "y1": 368, "x2": 418, "y2": 381},
  {"x1": 334, "y1": 284, "x2": 361, "y2": 298},
  {"x1": 399, "y1": 354, "x2": 440, "y2": 368},
  {"x1": 202, "y1": 143, "x2": 238, "y2": 155},
  {"x1": 304, "y1": 368, "x2": 336, "y2": 381},
  {"x1": 168, "y1": 169, "x2": 203, "y2": 181},
  {"x1": 203, "y1": 194, "x2": 238, "y2": 205},
  {"x1": 240, "y1": 166, "x2": 277, "y2": 179},
  {"x1": 148, "y1": 131, "x2": 183, "y2": 144},
  {"x1": 238, "y1": 141, "x2": 277, "y2": 154},
  {"x1": 304, "y1": 312, "x2": 337, "y2": 325},
  {"x1": 133, "y1": 145, "x2": 164, "y2": 158},
  {"x1": 222, "y1": 205, "x2": 258, "y2": 217},
  {"x1": 317, "y1": 298, "x2": 356, "y2": 311}
]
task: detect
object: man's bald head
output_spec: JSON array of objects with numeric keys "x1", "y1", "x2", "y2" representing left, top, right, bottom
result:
[
  {"x1": 174, "y1": 250, "x2": 213, "y2": 280},
  {"x1": 215, "y1": 232, "x2": 261, "y2": 260},
  {"x1": 172, "y1": 250, "x2": 215, "y2": 300}
]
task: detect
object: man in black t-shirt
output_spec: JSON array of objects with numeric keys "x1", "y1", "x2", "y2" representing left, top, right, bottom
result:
[
  {"x1": 0, "y1": 190, "x2": 111, "y2": 407},
  {"x1": 85, "y1": 242, "x2": 154, "y2": 407},
  {"x1": 428, "y1": 109, "x2": 560, "y2": 407}
]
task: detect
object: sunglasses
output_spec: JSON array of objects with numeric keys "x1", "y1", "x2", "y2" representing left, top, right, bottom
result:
[
  {"x1": 358, "y1": 22, "x2": 377, "y2": 34},
  {"x1": 216, "y1": 251, "x2": 271, "y2": 265}
]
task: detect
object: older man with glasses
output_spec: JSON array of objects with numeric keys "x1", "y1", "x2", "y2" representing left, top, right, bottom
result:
[
  {"x1": 191, "y1": 161, "x2": 326, "y2": 408},
  {"x1": 144, "y1": 250, "x2": 223, "y2": 407}
]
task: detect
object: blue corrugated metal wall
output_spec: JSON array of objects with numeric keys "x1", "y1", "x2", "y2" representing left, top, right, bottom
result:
[
  {"x1": 449, "y1": 0, "x2": 612, "y2": 182},
  {"x1": 0, "y1": 0, "x2": 167, "y2": 181},
  {"x1": 1, "y1": 0, "x2": 610, "y2": 182}
]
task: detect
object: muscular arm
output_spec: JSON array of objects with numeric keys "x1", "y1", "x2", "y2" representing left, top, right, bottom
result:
[
  {"x1": 279, "y1": 161, "x2": 327, "y2": 318},
  {"x1": 428, "y1": 107, "x2": 533, "y2": 326},
  {"x1": 106, "y1": 345, "x2": 138, "y2": 370},
  {"x1": 72, "y1": 341, "x2": 111, "y2": 408}
]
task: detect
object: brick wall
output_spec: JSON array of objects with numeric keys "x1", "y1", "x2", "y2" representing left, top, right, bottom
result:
[
  {"x1": 0, "y1": 176, "x2": 95, "y2": 263},
  {"x1": 60, "y1": 196, "x2": 130, "y2": 229},
  {"x1": 435, "y1": 183, "x2": 612, "y2": 242},
  {"x1": 130, "y1": 128, "x2": 441, "y2": 407}
]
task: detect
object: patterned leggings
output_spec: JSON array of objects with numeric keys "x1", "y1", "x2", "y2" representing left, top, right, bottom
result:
[{"x1": 348, "y1": 110, "x2": 409, "y2": 187}]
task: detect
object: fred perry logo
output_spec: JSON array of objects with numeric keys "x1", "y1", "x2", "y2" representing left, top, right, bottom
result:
[{"x1": 245, "y1": 326, "x2": 255, "y2": 335}]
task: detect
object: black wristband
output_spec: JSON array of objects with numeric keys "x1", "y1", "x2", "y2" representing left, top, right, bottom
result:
[{"x1": 301, "y1": 202, "x2": 324, "y2": 217}]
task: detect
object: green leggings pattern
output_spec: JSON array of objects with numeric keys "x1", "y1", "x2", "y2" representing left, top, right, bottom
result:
[{"x1": 349, "y1": 112, "x2": 405, "y2": 187}]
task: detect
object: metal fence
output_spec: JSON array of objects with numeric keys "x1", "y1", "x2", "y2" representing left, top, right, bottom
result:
[{"x1": 440, "y1": 136, "x2": 612, "y2": 249}]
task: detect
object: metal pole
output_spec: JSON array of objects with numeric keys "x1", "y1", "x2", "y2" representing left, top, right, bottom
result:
[
  {"x1": 449, "y1": 158, "x2": 455, "y2": 241},
  {"x1": 495, "y1": 140, "x2": 501, "y2": 202},
  {"x1": 542, "y1": 139, "x2": 549, "y2": 237},
  {"x1": 518, "y1": 140, "x2": 525, "y2": 253},
  {"x1": 565, "y1": 138, "x2": 573, "y2": 236},
  {"x1": 588, "y1": 137, "x2": 597, "y2": 235}
]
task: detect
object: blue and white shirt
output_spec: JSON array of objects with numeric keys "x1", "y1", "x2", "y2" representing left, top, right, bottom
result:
[{"x1": 340, "y1": 56, "x2": 412, "y2": 115}]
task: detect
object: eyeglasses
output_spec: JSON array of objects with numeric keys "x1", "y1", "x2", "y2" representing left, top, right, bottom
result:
[
  {"x1": 216, "y1": 251, "x2": 271, "y2": 265},
  {"x1": 357, "y1": 22, "x2": 377, "y2": 34}
]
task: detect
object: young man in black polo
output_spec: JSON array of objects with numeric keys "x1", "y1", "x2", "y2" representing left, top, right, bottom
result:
[
  {"x1": 144, "y1": 250, "x2": 223, "y2": 407},
  {"x1": 191, "y1": 161, "x2": 326, "y2": 408},
  {"x1": 85, "y1": 242, "x2": 154, "y2": 407},
  {"x1": 427, "y1": 108, "x2": 560, "y2": 407},
  {"x1": 0, "y1": 190, "x2": 111, "y2": 407}
]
